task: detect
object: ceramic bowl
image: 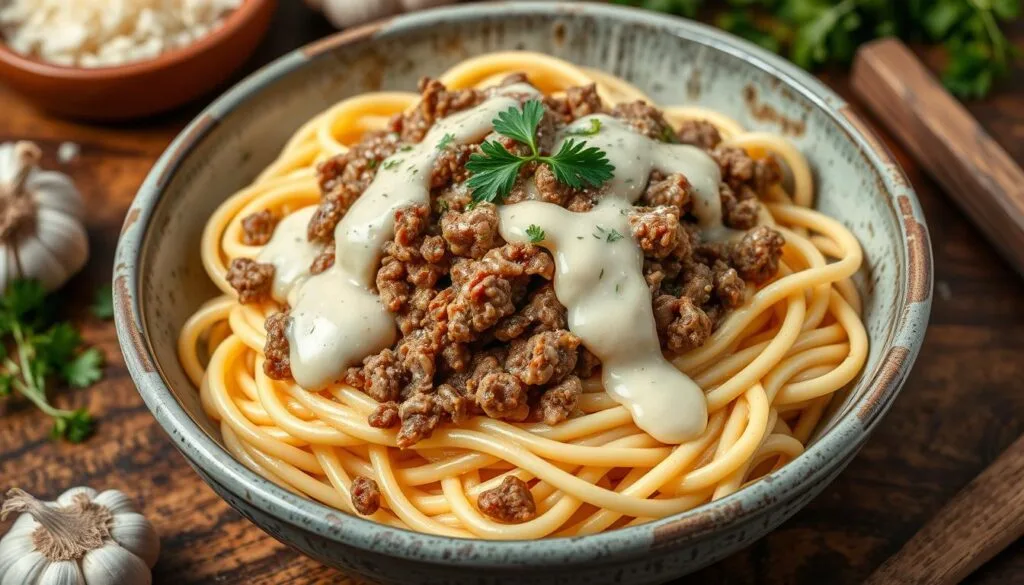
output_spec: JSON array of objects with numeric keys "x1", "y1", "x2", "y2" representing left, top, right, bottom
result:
[
  {"x1": 0, "y1": 0, "x2": 276, "y2": 121},
  {"x1": 114, "y1": 3, "x2": 932, "y2": 583}
]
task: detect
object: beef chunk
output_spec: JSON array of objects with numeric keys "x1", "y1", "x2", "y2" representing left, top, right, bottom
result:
[
  {"x1": 642, "y1": 172, "x2": 692, "y2": 213},
  {"x1": 680, "y1": 261, "x2": 714, "y2": 305},
  {"x1": 476, "y1": 372, "x2": 529, "y2": 421},
  {"x1": 351, "y1": 475, "x2": 381, "y2": 515},
  {"x1": 227, "y1": 258, "x2": 274, "y2": 304},
  {"x1": 360, "y1": 349, "x2": 405, "y2": 403},
  {"x1": 369, "y1": 402, "x2": 400, "y2": 428},
  {"x1": 665, "y1": 297, "x2": 712, "y2": 353},
  {"x1": 241, "y1": 210, "x2": 277, "y2": 245},
  {"x1": 611, "y1": 101, "x2": 675, "y2": 141},
  {"x1": 263, "y1": 312, "x2": 291, "y2": 380},
  {"x1": 713, "y1": 261, "x2": 746, "y2": 308},
  {"x1": 397, "y1": 392, "x2": 443, "y2": 448},
  {"x1": 732, "y1": 226, "x2": 785, "y2": 284},
  {"x1": 310, "y1": 247, "x2": 335, "y2": 274},
  {"x1": 505, "y1": 330, "x2": 581, "y2": 386},
  {"x1": 493, "y1": 284, "x2": 567, "y2": 341},
  {"x1": 629, "y1": 207, "x2": 685, "y2": 260},
  {"x1": 441, "y1": 203, "x2": 502, "y2": 259},
  {"x1": 676, "y1": 119, "x2": 722, "y2": 150},
  {"x1": 395, "y1": 77, "x2": 485, "y2": 143},
  {"x1": 477, "y1": 476, "x2": 536, "y2": 523},
  {"x1": 535, "y1": 375, "x2": 582, "y2": 425}
]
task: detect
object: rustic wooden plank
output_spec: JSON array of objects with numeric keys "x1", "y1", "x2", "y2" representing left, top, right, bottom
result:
[{"x1": 1, "y1": 4, "x2": 1023, "y2": 585}]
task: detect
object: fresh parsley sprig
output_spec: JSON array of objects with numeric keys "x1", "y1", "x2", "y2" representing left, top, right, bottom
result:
[
  {"x1": 0, "y1": 280, "x2": 104, "y2": 442},
  {"x1": 465, "y1": 100, "x2": 615, "y2": 205},
  {"x1": 526, "y1": 224, "x2": 546, "y2": 243},
  {"x1": 614, "y1": 0, "x2": 1021, "y2": 99}
]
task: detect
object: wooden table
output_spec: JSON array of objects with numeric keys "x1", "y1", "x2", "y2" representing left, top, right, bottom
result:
[{"x1": 2, "y1": 4, "x2": 1022, "y2": 584}]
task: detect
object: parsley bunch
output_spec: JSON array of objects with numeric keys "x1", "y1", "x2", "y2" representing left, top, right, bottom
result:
[
  {"x1": 466, "y1": 100, "x2": 615, "y2": 205},
  {"x1": 0, "y1": 280, "x2": 104, "y2": 442},
  {"x1": 614, "y1": 0, "x2": 1021, "y2": 99}
]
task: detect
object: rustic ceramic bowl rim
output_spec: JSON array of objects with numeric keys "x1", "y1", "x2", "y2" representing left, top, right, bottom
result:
[
  {"x1": 115, "y1": 1, "x2": 932, "y2": 568},
  {"x1": 0, "y1": 0, "x2": 271, "y2": 78}
]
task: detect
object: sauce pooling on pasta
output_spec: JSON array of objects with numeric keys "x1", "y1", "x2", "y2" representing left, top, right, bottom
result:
[
  {"x1": 281, "y1": 84, "x2": 540, "y2": 389},
  {"x1": 500, "y1": 115, "x2": 721, "y2": 443}
]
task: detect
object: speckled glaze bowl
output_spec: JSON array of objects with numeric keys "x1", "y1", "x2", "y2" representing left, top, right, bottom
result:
[{"x1": 114, "y1": 3, "x2": 932, "y2": 583}]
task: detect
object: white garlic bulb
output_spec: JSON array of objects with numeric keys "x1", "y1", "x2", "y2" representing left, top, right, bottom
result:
[
  {"x1": 0, "y1": 487, "x2": 159, "y2": 585},
  {"x1": 0, "y1": 141, "x2": 89, "y2": 293},
  {"x1": 305, "y1": 0, "x2": 457, "y2": 29}
]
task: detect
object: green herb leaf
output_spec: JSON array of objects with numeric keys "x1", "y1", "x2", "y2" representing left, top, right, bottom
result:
[
  {"x1": 526, "y1": 224, "x2": 546, "y2": 243},
  {"x1": 63, "y1": 348, "x2": 104, "y2": 388},
  {"x1": 542, "y1": 139, "x2": 615, "y2": 189},
  {"x1": 436, "y1": 133, "x2": 456, "y2": 151},
  {"x1": 465, "y1": 141, "x2": 526, "y2": 205},
  {"x1": 90, "y1": 284, "x2": 114, "y2": 320},
  {"x1": 382, "y1": 159, "x2": 401, "y2": 170},
  {"x1": 567, "y1": 118, "x2": 602, "y2": 136},
  {"x1": 52, "y1": 408, "x2": 94, "y2": 443},
  {"x1": 466, "y1": 101, "x2": 615, "y2": 204},
  {"x1": 492, "y1": 99, "x2": 545, "y2": 153}
]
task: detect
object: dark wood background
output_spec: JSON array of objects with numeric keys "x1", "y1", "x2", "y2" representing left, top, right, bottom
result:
[{"x1": 1, "y1": 3, "x2": 1022, "y2": 584}]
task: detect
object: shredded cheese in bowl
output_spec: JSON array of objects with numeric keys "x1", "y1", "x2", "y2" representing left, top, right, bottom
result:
[{"x1": 0, "y1": 0, "x2": 243, "y2": 67}]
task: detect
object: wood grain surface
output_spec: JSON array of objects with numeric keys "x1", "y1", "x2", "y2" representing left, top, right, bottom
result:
[{"x1": 1, "y1": 4, "x2": 1023, "y2": 584}]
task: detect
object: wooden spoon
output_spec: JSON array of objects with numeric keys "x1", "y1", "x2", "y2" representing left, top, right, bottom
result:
[{"x1": 851, "y1": 38, "x2": 1024, "y2": 584}]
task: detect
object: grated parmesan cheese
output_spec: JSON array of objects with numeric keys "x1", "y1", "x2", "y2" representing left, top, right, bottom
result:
[{"x1": 0, "y1": 0, "x2": 243, "y2": 68}]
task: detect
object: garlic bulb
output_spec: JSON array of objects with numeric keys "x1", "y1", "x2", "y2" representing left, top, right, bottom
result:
[
  {"x1": 0, "y1": 487, "x2": 159, "y2": 585},
  {"x1": 0, "y1": 141, "x2": 89, "y2": 293},
  {"x1": 305, "y1": 0, "x2": 457, "y2": 29}
]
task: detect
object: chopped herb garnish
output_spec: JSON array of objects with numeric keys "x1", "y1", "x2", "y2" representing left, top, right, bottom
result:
[
  {"x1": 615, "y1": 283, "x2": 621, "y2": 294},
  {"x1": 659, "y1": 125, "x2": 677, "y2": 143},
  {"x1": 594, "y1": 225, "x2": 624, "y2": 243},
  {"x1": 567, "y1": 118, "x2": 602, "y2": 136},
  {"x1": 367, "y1": 159, "x2": 379, "y2": 169},
  {"x1": 436, "y1": 133, "x2": 456, "y2": 151},
  {"x1": 382, "y1": 159, "x2": 401, "y2": 170},
  {"x1": 466, "y1": 100, "x2": 615, "y2": 205},
  {"x1": 526, "y1": 224, "x2": 546, "y2": 243},
  {"x1": 400, "y1": 145, "x2": 414, "y2": 152},
  {"x1": 599, "y1": 268, "x2": 605, "y2": 280},
  {"x1": 577, "y1": 236, "x2": 584, "y2": 240}
]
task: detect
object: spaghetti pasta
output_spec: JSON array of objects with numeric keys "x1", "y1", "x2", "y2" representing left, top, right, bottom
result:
[{"x1": 178, "y1": 51, "x2": 867, "y2": 539}]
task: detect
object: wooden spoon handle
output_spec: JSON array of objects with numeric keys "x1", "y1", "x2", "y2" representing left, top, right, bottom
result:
[
  {"x1": 851, "y1": 38, "x2": 1024, "y2": 276},
  {"x1": 862, "y1": 434, "x2": 1024, "y2": 585}
]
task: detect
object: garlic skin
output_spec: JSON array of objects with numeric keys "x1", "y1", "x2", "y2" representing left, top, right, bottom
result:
[
  {"x1": 0, "y1": 487, "x2": 159, "y2": 585},
  {"x1": 310, "y1": 0, "x2": 457, "y2": 29},
  {"x1": 0, "y1": 141, "x2": 89, "y2": 294}
]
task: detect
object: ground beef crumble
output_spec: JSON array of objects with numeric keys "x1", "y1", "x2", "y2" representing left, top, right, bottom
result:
[
  {"x1": 477, "y1": 476, "x2": 537, "y2": 523},
  {"x1": 259, "y1": 74, "x2": 787, "y2": 453},
  {"x1": 241, "y1": 210, "x2": 277, "y2": 245},
  {"x1": 227, "y1": 258, "x2": 274, "y2": 304},
  {"x1": 351, "y1": 475, "x2": 381, "y2": 515}
]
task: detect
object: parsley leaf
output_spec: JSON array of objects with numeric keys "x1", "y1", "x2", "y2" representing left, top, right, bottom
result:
[
  {"x1": 594, "y1": 225, "x2": 625, "y2": 242},
  {"x1": 90, "y1": 284, "x2": 114, "y2": 319},
  {"x1": 465, "y1": 141, "x2": 526, "y2": 205},
  {"x1": 436, "y1": 133, "x2": 456, "y2": 151},
  {"x1": 466, "y1": 100, "x2": 615, "y2": 204},
  {"x1": 567, "y1": 118, "x2": 602, "y2": 136},
  {"x1": 0, "y1": 279, "x2": 105, "y2": 443},
  {"x1": 526, "y1": 225, "x2": 546, "y2": 243}
]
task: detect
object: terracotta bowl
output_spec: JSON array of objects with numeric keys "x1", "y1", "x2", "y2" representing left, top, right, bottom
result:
[
  {"x1": 0, "y1": 0, "x2": 276, "y2": 120},
  {"x1": 114, "y1": 3, "x2": 933, "y2": 584}
]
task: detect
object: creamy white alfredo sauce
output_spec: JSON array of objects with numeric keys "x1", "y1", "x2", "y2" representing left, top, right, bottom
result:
[
  {"x1": 499, "y1": 114, "x2": 725, "y2": 443},
  {"x1": 256, "y1": 206, "x2": 324, "y2": 304},
  {"x1": 267, "y1": 84, "x2": 540, "y2": 389}
]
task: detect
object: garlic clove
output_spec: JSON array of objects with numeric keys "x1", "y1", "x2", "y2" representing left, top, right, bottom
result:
[
  {"x1": 109, "y1": 513, "x2": 160, "y2": 568},
  {"x1": 39, "y1": 561, "x2": 85, "y2": 585},
  {"x1": 0, "y1": 531, "x2": 36, "y2": 576},
  {"x1": 92, "y1": 490, "x2": 137, "y2": 515},
  {"x1": 56, "y1": 486, "x2": 97, "y2": 506},
  {"x1": 3, "y1": 510, "x2": 36, "y2": 541},
  {"x1": 34, "y1": 209, "x2": 89, "y2": 284},
  {"x1": 0, "y1": 551, "x2": 48, "y2": 585},
  {"x1": 82, "y1": 544, "x2": 152, "y2": 585},
  {"x1": 321, "y1": 0, "x2": 401, "y2": 29},
  {"x1": 15, "y1": 233, "x2": 69, "y2": 292},
  {"x1": 30, "y1": 171, "x2": 84, "y2": 218}
]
